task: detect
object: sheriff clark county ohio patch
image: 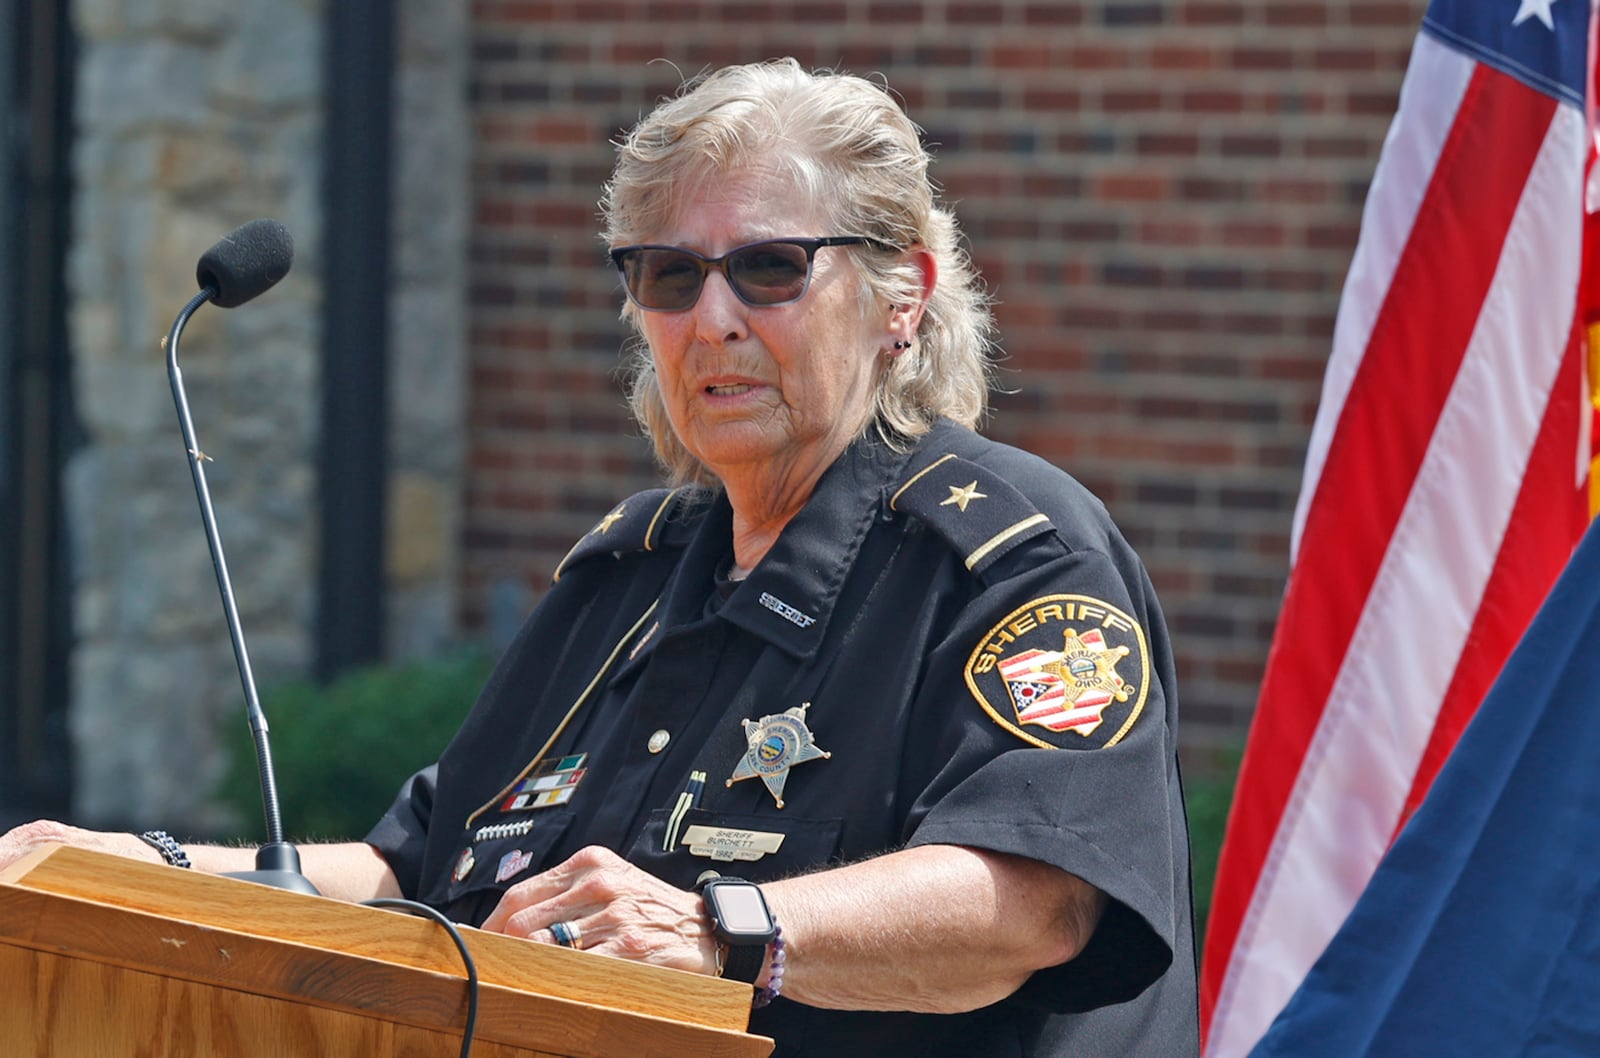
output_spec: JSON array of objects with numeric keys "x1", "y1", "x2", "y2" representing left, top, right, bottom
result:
[{"x1": 965, "y1": 594, "x2": 1151, "y2": 749}]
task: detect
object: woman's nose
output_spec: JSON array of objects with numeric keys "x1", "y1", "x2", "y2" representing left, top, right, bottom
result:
[{"x1": 693, "y1": 269, "x2": 749, "y2": 345}]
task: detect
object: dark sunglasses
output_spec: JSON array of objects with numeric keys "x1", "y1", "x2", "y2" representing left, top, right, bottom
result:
[{"x1": 610, "y1": 236, "x2": 885, "y2": 312}]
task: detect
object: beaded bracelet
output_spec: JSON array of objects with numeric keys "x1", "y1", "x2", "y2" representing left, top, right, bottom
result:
[
  {"x1": 753, "y1": 923, "x2": 785, "y2": 1008},
  {"x1": 137, "y1": 829, "x2": 193, "y2": 869}
]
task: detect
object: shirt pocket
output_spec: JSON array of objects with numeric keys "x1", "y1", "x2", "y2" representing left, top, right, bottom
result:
[
  {"x1": 626, "y1": 807, "x2": 845, "y2": 889},
  {"x1": 422, "y1": 809, "x2": 577, "y2": 920}
]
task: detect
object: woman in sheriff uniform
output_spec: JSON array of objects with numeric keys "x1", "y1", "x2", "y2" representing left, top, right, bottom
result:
[{"x1": 0, "y1": 60, "x2": 1198, "y2": 1057}]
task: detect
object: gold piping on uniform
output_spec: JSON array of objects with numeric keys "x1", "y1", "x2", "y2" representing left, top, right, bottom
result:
[
  {"x1": 465, "y1": 597, "x2": 662, "y2": 829},
  {"x1": 965, "y1": 514, "x2": 1050, "y2": 570},
  {"x1": 643, "y1": 487, "x2": 682, "y2": 551},
  {"x1": 549, "y1": 523, "x2": 595, "y2": 583},
  {"x1": 550, "y1": 537, "x2": 585, "y2": 583},
  {"x1": 889, "y1": 453, "x2": 958, "y2": 510}
]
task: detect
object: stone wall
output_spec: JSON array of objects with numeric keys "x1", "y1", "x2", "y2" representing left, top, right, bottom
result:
[
  {"x1": 65, "y1": 0, "x2": 468, "y2": 829},
  {"x1": 389, "y1": 3, "x2": 470, "y2": 661}
]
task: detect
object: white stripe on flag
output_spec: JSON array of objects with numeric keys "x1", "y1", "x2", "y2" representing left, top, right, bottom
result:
[{"x1": 1292, "y1": 34, "x2": 1473, "y2": 561}]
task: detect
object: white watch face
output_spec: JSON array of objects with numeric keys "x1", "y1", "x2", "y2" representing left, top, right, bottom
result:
[{"x1": 712, "y1": 883, "x2": 771, "y2": 936}]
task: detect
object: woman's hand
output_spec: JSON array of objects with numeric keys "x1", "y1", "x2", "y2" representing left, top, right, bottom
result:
[
  {"x1": 481, "y1": 845, "x2": 720, "y2": 975},
  {"x1": 0, "y1": 819, "x2": 163, "y2": 873}
]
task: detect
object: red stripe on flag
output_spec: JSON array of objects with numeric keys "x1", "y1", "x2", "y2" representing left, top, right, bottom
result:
[
  {"x1": 1395, "y1": 317, "x2": 1589, "y2": 832},
  {"x1": 1200, "y1": 65, "x2": 1559, "y2": 1030}
]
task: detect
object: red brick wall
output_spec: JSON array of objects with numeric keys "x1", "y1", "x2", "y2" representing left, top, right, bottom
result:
[{"x1": 462, "y1": 0, "x2": 1427, "y2": 757}]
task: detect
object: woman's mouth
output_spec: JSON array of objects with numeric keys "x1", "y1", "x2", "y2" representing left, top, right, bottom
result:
[{"x1": 706, "y1": 383, "x2": 754, "y2": 396}]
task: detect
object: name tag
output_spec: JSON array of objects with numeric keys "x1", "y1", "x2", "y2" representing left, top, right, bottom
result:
[{"x1": 681, "y1": 825, "x2": 786, "y2": 862}]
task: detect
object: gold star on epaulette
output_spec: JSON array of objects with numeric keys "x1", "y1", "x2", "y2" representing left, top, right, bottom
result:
[
  {"x1": 593, "y1": 505, "x2": 625, "y2": 534},
  {"x1": 941, "y1": 481, "x2": 987, "y2": 512}
]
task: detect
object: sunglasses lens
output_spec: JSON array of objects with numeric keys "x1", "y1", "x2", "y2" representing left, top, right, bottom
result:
[
  {"x1": 616, "y1": 240, "x2": 824, "y2": 310},
  {"x1": 727, "y1": 242, "x2": 812, "y2": 304},
  {"x1": 621, "y1": 249, "x2": 706, "y2": 310}
]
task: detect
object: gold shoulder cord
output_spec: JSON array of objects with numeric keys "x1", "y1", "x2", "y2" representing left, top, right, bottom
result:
[
  {"x1": 888, "y1": 452, "x2": 958, "y2": 511},
  {"x1": 965, "y1": 514, "x2": 1050, "y2": 571},
  {"x1": 463, "y1": 597, "x2": 662, "y2": 830}
]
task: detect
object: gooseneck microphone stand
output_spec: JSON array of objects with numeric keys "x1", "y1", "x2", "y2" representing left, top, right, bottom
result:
[{"x1": 166, "y1": 288, "x2": 319, "y2": 895}]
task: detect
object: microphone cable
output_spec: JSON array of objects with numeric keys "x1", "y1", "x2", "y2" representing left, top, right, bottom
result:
[{"x1": 362, "y1": 898, "x2": 480, "y2": 1058}]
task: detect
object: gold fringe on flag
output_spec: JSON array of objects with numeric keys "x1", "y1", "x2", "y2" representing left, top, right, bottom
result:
[{"x1": 1590, "y1": 321, "x2": 1600, "y2": 520}]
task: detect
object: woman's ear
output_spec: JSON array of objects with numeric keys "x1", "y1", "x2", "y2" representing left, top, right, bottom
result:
[{"x1": 888, "y1": 247, "x2": 937, "y2": 351}]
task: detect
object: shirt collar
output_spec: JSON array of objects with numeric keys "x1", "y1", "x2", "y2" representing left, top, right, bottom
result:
[{"x1": 685, "y1": 430, "x2": 917, "y2": 659}]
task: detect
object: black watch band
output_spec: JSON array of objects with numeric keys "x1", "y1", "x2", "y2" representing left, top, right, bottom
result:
[
  {"x1": 697, "y1": 874, "x2": 775, "y2": 985},
  {"x1": 719, "y1": 938, "x2": 766, "y2": 984}
]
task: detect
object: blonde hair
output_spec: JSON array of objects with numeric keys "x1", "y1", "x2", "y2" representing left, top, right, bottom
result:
[{"x1": 602, "y1": 59, "x2": 997, "y2": 485}]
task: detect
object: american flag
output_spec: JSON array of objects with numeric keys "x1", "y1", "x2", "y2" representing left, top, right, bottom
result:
[{"x1": 1201, "y1": 1, "x2": 1597, "y2": 1054}]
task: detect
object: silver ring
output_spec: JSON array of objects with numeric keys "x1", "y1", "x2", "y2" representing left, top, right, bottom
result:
[{"x1": 549, "y1": 919, "x2": 583, "y2": 950}]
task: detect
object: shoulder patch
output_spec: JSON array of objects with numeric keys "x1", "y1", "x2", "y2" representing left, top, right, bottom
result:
[
  {"x1": 551, "y1": 487, "x2": 695, "y2": 583},
  {"x1": 891, "y1": 454, "x2": 1056, "y2": 579},
  {"x1": 964, "y1": 594, "x2": 1150, "y2": 749}
]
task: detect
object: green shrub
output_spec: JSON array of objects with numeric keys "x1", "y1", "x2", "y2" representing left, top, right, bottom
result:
[
  {"x1": 217, "y1": 650, "x2": 494, "y2": 842},
  {"x1": 1186, "y1": 747, "x2": 1242, "y2": 947}
]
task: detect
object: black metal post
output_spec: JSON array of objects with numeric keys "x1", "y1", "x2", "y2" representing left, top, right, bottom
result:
[
  {"x1": 0, "y1": 0, "x2": 75, "y2": 821},
  {"x1": 316, "y1": 0, "x2": 395, "y2": 680}
]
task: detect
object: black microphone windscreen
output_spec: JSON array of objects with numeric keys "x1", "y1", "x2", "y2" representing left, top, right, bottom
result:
[{"x1": 195, "y1": 219, "x2": 295, "y2": 308}]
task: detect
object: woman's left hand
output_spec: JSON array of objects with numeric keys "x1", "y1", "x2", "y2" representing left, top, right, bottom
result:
[{"x1": 480, "y1": 846, "x2": 720, "y2": 975}]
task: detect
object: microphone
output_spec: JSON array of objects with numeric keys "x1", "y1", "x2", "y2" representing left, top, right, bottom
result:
[
  {"x1": 195, "y1": 218, "x2": 294, "y2": 308},
  {"x1": 165, "y1": 220, "x2": 317, "y2": 895}
]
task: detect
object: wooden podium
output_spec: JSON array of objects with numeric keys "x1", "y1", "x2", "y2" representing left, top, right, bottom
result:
[{"x1": 0, "y1": 844, "x2": 774, "y2": 1057}]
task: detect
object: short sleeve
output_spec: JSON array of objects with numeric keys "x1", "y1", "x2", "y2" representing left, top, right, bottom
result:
[
  {"x1": 902, "y1": 533, "x2": 1184, "y2": 1012},
  {"x1": 364, "y1": 763, "x2": 439, "y2": 900},
  {"x1": 906, "y1": 744, "x2": 1178, "y2": 1010}
]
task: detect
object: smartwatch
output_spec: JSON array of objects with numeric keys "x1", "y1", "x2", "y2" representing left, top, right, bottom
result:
[{"x1": 697, "y1": 875, "x2": 776, "y2": 984}]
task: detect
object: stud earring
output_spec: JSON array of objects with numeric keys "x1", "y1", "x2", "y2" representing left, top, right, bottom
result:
[{"x1": 892, "y1": 339, "x2": 914, "y2": 350}]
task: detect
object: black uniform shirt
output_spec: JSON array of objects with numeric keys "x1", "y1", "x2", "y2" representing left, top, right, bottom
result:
[{"x1": 368, "y1": 420, "x2": 1199, "y2": 1057}]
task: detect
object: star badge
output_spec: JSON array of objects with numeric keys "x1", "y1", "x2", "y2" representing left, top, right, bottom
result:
[
  {"x1": 593, "y1": 505, "x2": 626, "y2": 534},
  {"x1": 941, "y1": 480, "x2": 987, "y2": 512},
  {"x1": 726, "y1": 703, "x2": 831, "y2": 808}
]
